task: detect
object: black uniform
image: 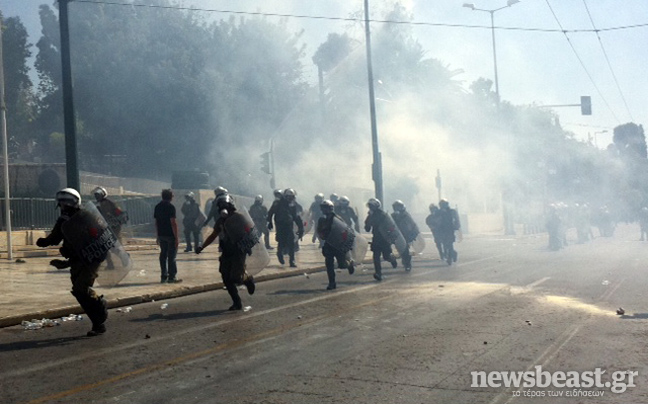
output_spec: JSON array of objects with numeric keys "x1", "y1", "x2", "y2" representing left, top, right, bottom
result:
[
  {"x1": 392, "y1": 210, "x2": 419, "y2": 271},
  {"x1": 364, "y1": 209, "x2": 397, "y2": 280},
  {"x1": 181, "y1": 199, "x2": 201, "y2": 252},
  {"x1": 214, "y1": 213, "x2": 254, "y2": 310},
  {"x1": 425, "y1": 209, "x2": 445, "y2": 260},
  {"x1": 317, "y1": 213, "x2": 354, "y2": 289},
  {"x1": 37, "y1": 207, "x2": 108, "y2": 336},
  {"x1": 336, "y1": 205, "x2": 361, "y2": 233},
  {"x1": 437, "y1": 207, "x2": 460, "y2": 265},
  {"x1": 249, "y1": 201, "x2": 272, "y2": 249},
  {"x1": 96, "y1": 197, "x2": 128, "y2": 268},
  {"x1": 268, "y1": 199, "x2": 304, "y2": 266}
]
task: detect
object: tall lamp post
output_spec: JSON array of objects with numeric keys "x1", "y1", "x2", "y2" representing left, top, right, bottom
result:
[
  {"x1": 463, "y1": 0, "x2": 520, "y2": 106},
  {"x1": 364, "y1": 0, "x2": 383, "y2": 203}
]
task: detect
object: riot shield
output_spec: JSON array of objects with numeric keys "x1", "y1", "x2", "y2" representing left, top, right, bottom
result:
[
  {"x1": 223, "y1": 210, "x2": 259, "y2": 253},
  {"x1": 195, "y1": 209, "x2": 207, "y2": 228},
  {"x1": 350, "y1": 233, "x2": 369, "y2": 263},
  {"x1": 411, "y1": 233, "x2": 426, "y2": 255},
  {"x1": 62, "y1": 202, "x2": 133, "y2": 287},
  {"x1": 226, "y1": 207, "x2": 269, "y2": 275},
  {"x1": 324, "y1": 216, "x2": 356, "y2": 253},
  {"x1": 302, "y1": 210, "x2": 313, "y2": 234},
  {"x1": 378, "y1": 213, "x2": 408, "y2": 256},
  {"x1": 395, "y1": 213, "x2": 419, "y2": 243}
]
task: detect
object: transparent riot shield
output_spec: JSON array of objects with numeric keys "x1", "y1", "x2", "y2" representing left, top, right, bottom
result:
[
  {"x1": 350, "y1": 233, "x2": 369, "y2": 263},
  {"x1": 227, "y1": 207, "x2": 269, "y2": 275},
  {"x1": 302, "y1": 210, "x2": 313, "y2": 234},
  {"x1": 62, "y1": 202, "x2": 133, "y2": 287},
  {"x1": 324, "y1": 216, "x2": 356, "y2": 253},
  {"x1": 378, "y1": 213, "x2": 408, "y2": 255},
  {"x1": 394, "y1": 213, "x2": 419, "y2": 243},
  {"x1": 411, "y1": 233, "x2": 426, "y2": 255}
]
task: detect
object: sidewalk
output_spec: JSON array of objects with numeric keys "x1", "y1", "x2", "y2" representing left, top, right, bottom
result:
[{"x1": 0, "y1": 240, "x2": 358, "y2": 328}]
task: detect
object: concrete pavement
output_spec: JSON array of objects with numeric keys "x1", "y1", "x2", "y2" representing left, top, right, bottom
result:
[{"x1": 0, "y1": 236, "x2": 376, "y2": 328}]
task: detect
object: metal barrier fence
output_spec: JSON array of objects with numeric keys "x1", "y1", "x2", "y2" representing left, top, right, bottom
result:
[{"x1": 0, "y1": 196, "x2": 160, "y2": 231}]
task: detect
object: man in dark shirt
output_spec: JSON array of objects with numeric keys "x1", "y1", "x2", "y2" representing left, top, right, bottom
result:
[{"x1": 154, "y1": 189, "x2": 181, "y2": 283}]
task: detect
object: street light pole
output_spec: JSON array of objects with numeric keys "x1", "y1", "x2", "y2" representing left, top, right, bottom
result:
[
  {"x1": 364, "y1": 0, "x2": 383, "y2": 203},
  {"x1": 463, "y1": 0, "x2": 520, "y2": 106},
  {"x1": 59, "y1": 0, "x2": 80, "y2": 190}
]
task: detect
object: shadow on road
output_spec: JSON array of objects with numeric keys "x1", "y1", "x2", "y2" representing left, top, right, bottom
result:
[
  {"x1": 129, "y1": 310, "x2": 229, "y2": 322},
  {"x1": 620, "y1": 313, "x2": 648, "y2": 320},
  {"x1": 0, "y1": 336, "x2": 86, "y2": 352},
  {"x1": 269, "y1": 289, "x2": 327, "y2": 295}
]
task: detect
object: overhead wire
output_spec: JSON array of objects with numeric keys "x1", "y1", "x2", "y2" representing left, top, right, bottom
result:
[
  {"x1": 581, "y1": 0, "x2": 634, "y2": 122},
  {"x1": 544, "y1": 0, "x2": 620, "y2": 124},
  {"x1": 69, "y1": 0, "x2": 648, "y2": 35}
]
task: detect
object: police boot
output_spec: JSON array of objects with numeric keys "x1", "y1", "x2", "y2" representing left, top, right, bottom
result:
[
  {"x1": 225, "y1": 282, "x2": 243, "y2": 310},
  {"x1": 244, "y1": 275, "x2": 256, "y2": 295},
  {"x1": 276, "y1": 251, "x2": 285, "y2": 265},
  {"x1": 389, "y1": 254, "x2": 398, "y2": 269}
]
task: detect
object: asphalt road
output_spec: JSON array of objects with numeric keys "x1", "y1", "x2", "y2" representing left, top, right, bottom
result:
[{"x1": 1, "y1": 226, "x2": 647, "y2": 404}]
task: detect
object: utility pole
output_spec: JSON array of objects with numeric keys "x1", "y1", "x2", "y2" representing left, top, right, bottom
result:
[
  {"x1": 0, "y1": 16, "x2": 13, "y2": 259},
  {"x1": 364, "y1": 0, "x2": 383, "y2": 203},
  {"x1": 59, "y1": 0, "x2": 80, "y2": 190}
]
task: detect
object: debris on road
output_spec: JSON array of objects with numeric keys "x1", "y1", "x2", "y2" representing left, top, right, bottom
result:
[
  {"x1": 297, "y1": 315, "x2": 302, "y2": 319},
  {"x1": 15, "y1": 259, "x2": 26, "y2": 264},
  {"x1": 21, "y1": 318, "x2": 60, "y2": 330},
  {"x1": 116, "y1": 307, "x2": 133, "y2": 313},
  {"x1": 616, "y1": 308, "x2": 625, "y2": 315},
  {"x1": 243, "y1": 306, "x2": 252, "y2": 312},
  {"x1": 160, "y1": 303, "x2": 168, "y2": 310},
  {"x1": 602, "y1": 280, "x2": 610, "y2": 286},
  {"x1": 145, "y1": 334, "x2": 151, "y2": 339},
  {"x1": 303, "y1": 273, "x2": 310, "y2": 279}
]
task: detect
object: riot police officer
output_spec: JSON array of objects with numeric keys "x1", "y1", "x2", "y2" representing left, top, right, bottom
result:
[
  {"x1": 37, "y1": 188, "x2": 109, "y2": 336},
  {"x1": 203, "y1": 186, "x2": 229, "y2": 227},
  {"x1": 196, "y1": 194, "x2": 256, "y2": 310},
  {"x1": 391, "y1": 200, "x2": 419, "y2": 271},
  {"x1": 364, "y1": 198, "x2": 397, "y2": 281},
  {"x1": 309, "y1": 193, "x2": 325, "y2": 244},
  {"x1": 181, "y1": 192, "x2": 201, "y2": 252},
  {"x1": 268, "y1": 188, "x2": 304, "y2": 267},
  {"x1": 336, "y1": 196, "x2": 361, "y2": 233},
  {"x1": 425, "y1": 203, "x2": 445, "y2": 260},
  {"x1": 317, "y1": 200, "x2": 355, "y2": 290},
  {"x1": 437, "y1": 199, "x2": 460, "y2": 265},
  {"x1": 93, "y1": 186, "x2": 128, "y2": 268},
  {"x1": 249, "y1": 195, "x2": 273, "y2": 249}
]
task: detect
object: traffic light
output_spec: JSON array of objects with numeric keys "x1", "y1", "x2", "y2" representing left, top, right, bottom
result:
[
  {"x1": 581, "y1": 96, "x2": 592, "y2": 115},
  {"x1": 260, "y1": 152, "x2": 271, "y2": 174}
]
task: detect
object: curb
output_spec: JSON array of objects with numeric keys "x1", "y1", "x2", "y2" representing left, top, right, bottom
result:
[{"x1": 0, "y1": 263, "x2": 338, "y2": 328}]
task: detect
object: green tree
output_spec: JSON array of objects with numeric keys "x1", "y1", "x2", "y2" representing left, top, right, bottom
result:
[{"x1": 1, "y1": 15, "x2": 37, "y2": 159}]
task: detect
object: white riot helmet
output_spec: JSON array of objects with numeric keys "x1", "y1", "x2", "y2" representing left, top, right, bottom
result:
[
  {"x1": 320, "y1": 199, "x2": 335, "y2": 215},
  {"x1": 314, "y1": 193, "x2": 324, "y2": 202},
  {"x1": 339, "y1": 196, "x2": 350, "y2": 207},
  {"x1": 214, "y1": 186, "x2": 228, "y2": 198},
  {"x1": 392, "y1": 200, "x2": 406, "y2": 213},
  {"x1": 185, "y1": 192, "x2": 195, "y2": 200},
  {"x1": 56, "y1": 188, "x2": 82, "y2": 209},
  {"x1": 367, "y1": 198, "x2": 381, "y2": 211},
  {"x1": 255, "y1": 195, "x2": 263, "y2": 204},
  {"x1": 92, "y1": 186, "x2": 107, "y2": 201},
  {"x1": 284, "y1": 188, "x2": 296, "y2": 202}
]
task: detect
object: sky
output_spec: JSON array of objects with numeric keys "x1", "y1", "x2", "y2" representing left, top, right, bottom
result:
[{"x1": 1, "y1": 0, "x2": 646, "y2": 148}]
